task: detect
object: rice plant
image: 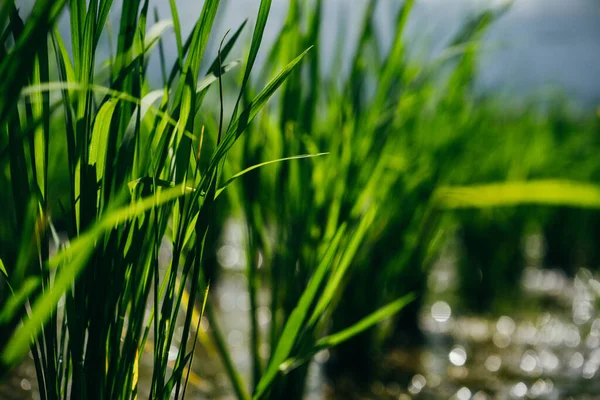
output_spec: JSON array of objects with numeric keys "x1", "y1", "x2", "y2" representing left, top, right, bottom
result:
[
  {"x1": 2, "y1": 0, "x2": 600, "y2": 399},
  {"x1": 0, "y1": 0, "x2": 320, "y2": 398}
]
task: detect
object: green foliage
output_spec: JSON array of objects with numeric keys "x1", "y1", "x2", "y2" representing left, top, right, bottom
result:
[
  {"x1": 0, "y1": 0, "x2": 316, "y2": 398},
  {"x1": 1, "y1": 0, "x2": 599, "y2": 399}
]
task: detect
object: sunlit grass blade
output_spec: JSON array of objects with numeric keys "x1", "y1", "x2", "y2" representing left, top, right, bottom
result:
[
  {"x1": 216, "y1": 152, "x2": 329, "y2": 198},
  {"x1": 435, "y1": 180, "x2": 600, "y2": 209},
  {"x1": 230, "y1": 0, "x2": 272, "y2": 121},
  {"x1": 208, "y1": 47, "x2": 313, "y2": 176}
]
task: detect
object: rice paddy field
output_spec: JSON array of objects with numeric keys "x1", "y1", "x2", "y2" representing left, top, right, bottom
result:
[{"x1": 1, "y1": 0, "x2": 599, "y2": 399}]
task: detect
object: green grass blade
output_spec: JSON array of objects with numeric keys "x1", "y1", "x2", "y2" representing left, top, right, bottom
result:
[
  {"x1": 206, "y1": 299, "x2": 251, "y2": 400},
  {"x1": 315, "y1": 293, "x2": 415, "y2": 349},
  {"x1": 435, "y1": 180, "x2": 600, "y2": 209},
  {"x1": 215, "y1": 152, "x2": 329, "y2": 198},
  {"x1": 253, "y1": 227, "x2": 345, "y2": 399},
  {"x1": 208, "y1": 47, "x2": 312, "y2": 176},
  {"x1": 308, "y1": 207, "x2": 377, "y2": 327},
  {"x1": 280, "y1": 293, "x2": 416, "y2": 374},
  {"x1": 0, "y1": 277, "x2": 39, "y2": 325},
  {"x1": 169, "y1": 0, "x2": 184, "y2": 67},
  {"x1": 89, "y1": 98, "x2": 119, "y2": 182},
  {"x1": 230, "y1": 0, "x2": 272, "y2": 120}
]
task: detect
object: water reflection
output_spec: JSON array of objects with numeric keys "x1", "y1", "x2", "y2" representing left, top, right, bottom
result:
[
  {"x1": 258, "y1": 231, "x2": 600, "y2": 398},
  {"x1": 449, "y1": 346, "x2": 467, "y2": 366},
  {"x1": 485, "y1": 354, "x2": 501, "y2": 372},
  {"x1": 408, "y1": 374, "x2": 426, "y2": 395},
  {"x1": 431, "y1": 301, "x2": 452, "y2": 322},
  {"x1": 368, "y1": 239, "x2": 600, "y2": 399},
  {"x1": 6, "y1": 226, "x2": 600, "y2": 399},
  {"x1": 510, "y1": 382, "x2": 527, "y2": 397}
]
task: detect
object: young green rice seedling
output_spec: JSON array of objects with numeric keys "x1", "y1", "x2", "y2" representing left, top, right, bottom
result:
[{"x1": 0, "y1": 0, "x2": 314, "y2": 398}]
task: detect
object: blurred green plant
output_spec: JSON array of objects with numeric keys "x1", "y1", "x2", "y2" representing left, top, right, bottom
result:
[{"x1": 212, "y1": 0, "x2": 520, "y2": 391}]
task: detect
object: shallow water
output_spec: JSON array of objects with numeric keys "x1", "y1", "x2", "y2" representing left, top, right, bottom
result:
[
  {"x1": 329, "y1": 236, "x2": 600, "y2": 399},
  {"x1": 4, "y1": 227, "x2": 600, "y2": 399}
]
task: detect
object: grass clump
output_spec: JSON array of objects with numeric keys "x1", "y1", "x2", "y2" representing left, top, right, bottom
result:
[
  {"x1": 1, "y1": 1, "x2": 600, "y2": 399},
  {"x1": 0, "y1": 0, "x2": 316, "y2": 398}
]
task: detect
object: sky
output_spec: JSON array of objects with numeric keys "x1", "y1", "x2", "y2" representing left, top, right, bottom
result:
[
  {"x1": 16, "y1": 0, "x2": 600, "y2": 106},
  {"x1": 147, "y1": 0, "x2": 600, "y2": 106}
]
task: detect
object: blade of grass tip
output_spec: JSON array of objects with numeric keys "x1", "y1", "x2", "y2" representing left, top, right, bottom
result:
[
  {"x1": 280, "y1": 294, "x2": 416, "y2": 374},
  {"x1": 154, "y1": 7, "x2": 168, "y2": 86},
  {"x1": 316, "y1": 293, "x2": 416, "y2": 349},
  {"x1": 50, "y1": 28, "x2": 77, "y2": 187},
  {"x1": 308, "y1": 207, "x2": 377, "y2": 328},
  {"x1": 215, "y1": 153, "x2": 329, "y2": 198},
  {"x1": 230, "y1": 0, "x2": 272, "y2": 122},
  {"x1": 0, "y1": 277, "x2": 39, "y2": 326},
  {"x1": 89, "y1": 98, "x2": 119, "y2": 182},
  {"x1": 203, "y1": 19, "x2": 247, "y2": 78},
  {"x1": 169, "y1": 0, "x2": 184, "y2": 68},
  {"x1": 206, "y1": 47, "x2": 313, "y2": 181},
  {"x1": 194, "y1": 18, "x2": 247, "y2": 112},
  {"x1": 253, "y1": 227, "x2": 346, "y2": 400},
  {"x1": 189, "y1": 46, "x2": 312, "y2": 213}
]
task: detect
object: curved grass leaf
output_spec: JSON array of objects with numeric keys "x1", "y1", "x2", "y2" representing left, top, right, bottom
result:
[
  {"x1": 208, "y1": 47, "x2": 313, "y2": 177},
  {"x1": 253, "y1": 227, "x2": 346, "y2": 399},
  {"x1": 280, "y1": 293, "x2": 416, "y2": 374},
  {"x1": 89, "y1": 98, "x2": 119, "y2": 181},
  {"x1": 230, "y1": 0, "x2": 272, "y2": 121},
  {"x1": 20, "y1": 81, "x2": 198, "y2": 143},
  {"x1": 308, "y1": 207, "x2": 377, "y2": 328},
  {"x1": 216, "y1": 152, "x2": 329, "y2": 198}
]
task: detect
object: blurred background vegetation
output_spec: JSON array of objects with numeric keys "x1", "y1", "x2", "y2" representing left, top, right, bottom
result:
[{"x1": 1, "y1": 0, "x2": 600, "y2": 399}]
